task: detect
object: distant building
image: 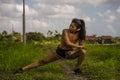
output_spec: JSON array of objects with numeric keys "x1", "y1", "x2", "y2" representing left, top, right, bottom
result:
[
  {"x1": 101, "y1": 36, "x2": 112, "y2": 44},
  {"x1": 86, "y1": 35, "x2": 113, "y2": 44},
  {"x1": 86, "y1": 35, "x2": 97, "y2": 44}
]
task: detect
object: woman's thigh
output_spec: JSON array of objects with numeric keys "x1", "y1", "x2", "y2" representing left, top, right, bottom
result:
[{"x1": 41, "y1": 52, "x2": 61, "y2": 63}]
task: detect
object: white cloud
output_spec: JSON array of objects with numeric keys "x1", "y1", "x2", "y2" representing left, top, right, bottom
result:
[
  {"x1": 78, "y1": 0, "x2": 107, "y2": 6},
  {"x1": 0, "y1": 0, "x2": 120, "y2": 36},
  {"x1": 116, "y1": 6, "x2": 120, "y2": 13},
  {"x1": 0, "y1": 0, "x2": 15, "y2": 3},
  {"x1": 1, "y1": 3, "x2": 14, "y2": 10},
  {"x1": 90, "y1": 0, "x2": 107, "y2": 6},
  {"x1": 37, "y1": 3, "x2": 46, "y2": 9},
  {"x1": 1, "y1": 2, "x2": 38, "y2": 18},
  {"x1": 16, "y1": 4, "x2": 38, "y2": 17},
  {"x1": 84, "y1": 16, "x2": 96, "y2": 23},
  {"x1": 48, "y1": 4, "x2": 77, "y2": 18},
  {"x1": 106, "y1": 25, "x2": 117, "y2": 35},
  {"x1": 34, "y1": 0, "x2": 107, "y2": 6},
  {"x1": 31, "y1": 19, "x2": 49, "y2": 28},
  {"x1": 58, "y1": 0, "x2": 81, "y2": 4},
  {"x1": 106, "y1": 15, "x2": 116, "y2": 23},
  {"x1": 35, "y1": 3, "x2": 56, "y2": 16},
  {"x1": 1, "y1": 3, "x2": 15, "y2": 16},
  {"x1": 15, "y1": 4, "x2": 23, "y2": 12},
  {"x1": 98, "y1": 10, "x2": 116, "y2": 23},
  {"x1": 35, "y1": 3, "x2": 78, "y2": 19},
  {"x1": 53, "y1": 5, "x2": 75, "y2": 14}
]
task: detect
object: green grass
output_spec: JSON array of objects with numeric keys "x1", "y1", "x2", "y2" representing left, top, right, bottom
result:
[
  {"x1": 66, "y1": 44, "x2": 120, "y2": 80},
  {"x1": 0, "y1": 42, "x2": 67, "y2": 80},
  {"x1": 0, "y1": 41, "x2": 120, "y2": 80}
]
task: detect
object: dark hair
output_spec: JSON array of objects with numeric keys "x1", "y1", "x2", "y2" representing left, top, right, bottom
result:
[{"x1": 72, "y1": 18, "x2": 86, "y2": 40}]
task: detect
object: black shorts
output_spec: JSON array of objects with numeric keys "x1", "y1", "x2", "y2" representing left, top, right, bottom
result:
[{"x1": 56, "y1": 46, "x2": 72, "y2": 58}]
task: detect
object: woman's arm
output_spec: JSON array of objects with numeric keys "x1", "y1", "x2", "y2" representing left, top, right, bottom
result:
[
  {"x1": 67, "y1": 40, "x2": 85, "y2": 56},
  {"x1": 62, "y1": 29, "x2": 83, "y2": 48}
]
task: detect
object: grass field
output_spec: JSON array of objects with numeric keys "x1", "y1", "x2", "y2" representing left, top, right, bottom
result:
[
  {"x1": 0, "y1": 42, "x2": 67, "y2": 80},
  {"x1": 0, "y1": 41, "x2": 120, "y2": 80},
  {"x1": 66, "y1": 44, "x2": 120, "y2": 80}
]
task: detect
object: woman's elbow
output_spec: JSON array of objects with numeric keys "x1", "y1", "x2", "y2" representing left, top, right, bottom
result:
[{"x1": 81, "y1": 49, "x2": 86, "y2": 56}]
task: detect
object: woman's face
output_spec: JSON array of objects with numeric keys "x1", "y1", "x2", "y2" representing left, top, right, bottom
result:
[{"x1": 69, "y1": 23, "x2": 78, "y2": 33}]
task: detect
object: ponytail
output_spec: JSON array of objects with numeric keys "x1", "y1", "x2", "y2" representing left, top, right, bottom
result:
[
  {"x1": 72, "y1": 18, "x2": 86, "y2": 40},
  {"x1": 79, "y1": 19, "x2": 86, "y2": 41}
]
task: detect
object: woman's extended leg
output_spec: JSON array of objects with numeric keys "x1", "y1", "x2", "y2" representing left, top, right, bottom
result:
[{"x1": 22, "y1": 52, "x2": 61, "y2": 71}]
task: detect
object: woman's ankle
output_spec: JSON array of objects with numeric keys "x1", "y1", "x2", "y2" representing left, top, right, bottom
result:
[
  {"x1": 74, "y1": 66, "x2": 80, "y2": 70},
  {"x1": 21, "y1": 67, "x2": 26, "y2": 71}
]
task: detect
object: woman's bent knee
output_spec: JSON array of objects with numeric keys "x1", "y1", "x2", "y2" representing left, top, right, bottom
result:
[{"x1": 81, "y1": 49, "x2": 86, "y2": 56}]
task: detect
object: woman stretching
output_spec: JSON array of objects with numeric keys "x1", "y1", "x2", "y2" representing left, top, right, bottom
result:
[{"x1": 15, "y1": 18, "x2": 86, "y2": 74}]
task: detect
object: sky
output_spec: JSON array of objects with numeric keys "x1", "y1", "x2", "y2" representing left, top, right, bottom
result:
[{"x1": 0, "y1": 0, "x2": 120, "y2": 37}]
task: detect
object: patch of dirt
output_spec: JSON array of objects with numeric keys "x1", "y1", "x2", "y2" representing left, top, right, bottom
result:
[{"x1": 57, "y1": 60, "x2": 89, "y2": 80}]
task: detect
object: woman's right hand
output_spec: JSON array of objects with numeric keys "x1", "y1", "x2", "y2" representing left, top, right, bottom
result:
[{"x1": 67, "y1": 51, "x2": 74, "y2": 56}]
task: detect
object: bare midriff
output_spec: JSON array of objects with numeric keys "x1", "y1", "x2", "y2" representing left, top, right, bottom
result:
[{"x1": 59, "y1": 40, "x2": 72, "y2": 50}]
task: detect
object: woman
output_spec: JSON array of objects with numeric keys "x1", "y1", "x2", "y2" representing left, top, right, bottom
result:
[{"x1": 15, "y1": 18, "x2": 86, "y2": 74}]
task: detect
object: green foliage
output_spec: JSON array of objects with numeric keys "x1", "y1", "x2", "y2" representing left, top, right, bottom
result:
[
  {"x1": 0, "y1": 33, "x2": 2, "y2": 40},
  {"x1": 0, "y1": 42, "x2": 66, "y2": 80},
  {"x1": 0, "y1": 40, "x2": 120, "y2": 80},
  {"x1": 12, "y1": 32, "x2": 21, "y2": 42},
  {"x1": 66, "y1": 44, "x2": 120, "y2": 80},
  {"x1": 26, "y1": 32, "x2": 45, "y2": 42},
  {"x1": 2, "y1": 30, "x2": 8, "y2": 36}
]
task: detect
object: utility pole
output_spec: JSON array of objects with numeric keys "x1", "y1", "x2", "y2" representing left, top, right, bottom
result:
[{"x1": 23, "y1": 0, "x2": 26, "y2": 44}]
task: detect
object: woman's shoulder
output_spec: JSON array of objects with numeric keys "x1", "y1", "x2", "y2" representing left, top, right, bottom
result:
[
  {"x1": 61, "y1": 29, "x2": 69, "y2": 36},
  {"x1": 62, "y1": 29, "x2": 69, "y2": 33}
]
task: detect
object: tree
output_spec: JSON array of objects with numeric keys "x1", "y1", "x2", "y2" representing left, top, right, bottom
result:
[
  {"x1": 12, "y1": 32, "x2": 21, "y2": 42},
  {"x1": 0, "y1": 33, "x2": 2, "y2": 40},
  {"x1": 54, "y1": 30, "x2": 61, "y2": 40},
  {"x1": 26, "y1": 32, "x2": 45, "y2": 41},
  {"x1": 2, "y1": 30, "x2": 8, "y2": 36},
  {"x1": 1, "y1": 30, "x2": 9, "y2": 41},
  {"x1": 47, "y1": 30, "x2": 53, "y2": 37}
]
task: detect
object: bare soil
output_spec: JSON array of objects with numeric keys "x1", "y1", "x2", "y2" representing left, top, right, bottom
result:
[{"x1": 57, "y1": 60, "x2": 89, "y2": 80}]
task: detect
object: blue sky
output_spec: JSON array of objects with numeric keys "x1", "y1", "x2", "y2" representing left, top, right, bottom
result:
[{"x1": 0, "y1": 0, "x2": 120, "y2": 37}]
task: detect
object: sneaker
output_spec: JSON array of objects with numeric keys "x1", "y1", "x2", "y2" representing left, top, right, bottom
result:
[
  {"x1": 13, "y1": 68, "x2": 23, "y2": 74},
  {"x1": 74, "y1": 68, "x2": 82, "y2": 75}
]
